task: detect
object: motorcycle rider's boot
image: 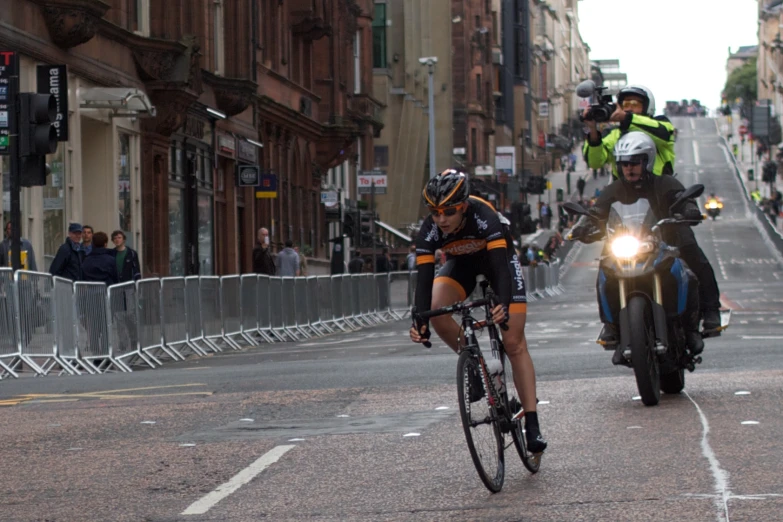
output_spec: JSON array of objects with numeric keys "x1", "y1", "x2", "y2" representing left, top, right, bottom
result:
[
  {"x1": 611, "y1": 347, "x2": 627, "y2": 366},
  {"x1": 598, "y1": 322, "x2": 618, "y2": 346},
  {"x1": 702, "y1": 309, "x2": 722, "y2": 332},
  {"x1": 686, "y1": 309, "x2": 705, "y2": 355}
]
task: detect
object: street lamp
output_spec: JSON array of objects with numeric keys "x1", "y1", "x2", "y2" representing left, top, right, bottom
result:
[{"x1": 419, "y1": 56, "x2": 438, "y2": 179}]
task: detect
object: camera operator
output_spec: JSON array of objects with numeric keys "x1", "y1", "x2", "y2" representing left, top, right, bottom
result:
[{"x1": 582, "y1": 85, "x2": 676, "y2": 179}]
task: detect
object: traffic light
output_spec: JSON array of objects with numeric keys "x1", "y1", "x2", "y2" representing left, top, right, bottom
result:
[
  {"x1": 343, "y1": 211, "x2": 358, "y2": 243},
  {"x1": 18, "y1": 93, "x2": 57, "y2": 187},
  {"x1": 359, "y1": 210, "x2": 374, "y2": 247}
]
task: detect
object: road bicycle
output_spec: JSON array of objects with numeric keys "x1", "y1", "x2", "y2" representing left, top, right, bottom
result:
[{"x1": 412, "y1": 277, "x2": 541, "y2": 493}]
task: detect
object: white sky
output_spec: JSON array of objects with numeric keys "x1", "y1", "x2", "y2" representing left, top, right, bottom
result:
[{"x1": 578, "y1": 0, "x2": 759, "y2": 110}]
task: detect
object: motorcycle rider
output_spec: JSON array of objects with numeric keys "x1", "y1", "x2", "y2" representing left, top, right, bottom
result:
[
  {"x1": 582, "y1": 87, "x2": 722, "y2": 338},
  {"x1": 582, "y1": 85, "x2": 676, "y2": 178},
  {"x1": 706, "y1": 192, "x2": 723, "y2": 207},
  {"x1": 572, "y1": 132, "x2": 706, "y2": 363}
]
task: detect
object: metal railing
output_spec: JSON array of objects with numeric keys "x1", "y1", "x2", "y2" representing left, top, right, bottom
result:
[{"x1": 0, "y1": 262, "x2": 565, "y2": 379}]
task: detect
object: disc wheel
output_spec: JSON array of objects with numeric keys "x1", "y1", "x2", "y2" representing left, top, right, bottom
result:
[{"x1": 457, "y1": 349, "x2": 505, "y2": 492}]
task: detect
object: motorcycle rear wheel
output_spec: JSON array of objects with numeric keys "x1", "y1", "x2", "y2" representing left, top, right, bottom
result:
[{"x1": 628, "y1": 296, "x2": 661, "y2": 406}]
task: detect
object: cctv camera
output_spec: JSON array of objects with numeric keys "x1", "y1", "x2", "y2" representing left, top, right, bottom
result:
[{"x1": 418, "y1": 56, "x2": 438, "y2": 65}]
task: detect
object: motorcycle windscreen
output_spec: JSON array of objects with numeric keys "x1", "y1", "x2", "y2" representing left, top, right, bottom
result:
[{"x1": 606, "y1": 199, "x2": 657, "y2": 238}]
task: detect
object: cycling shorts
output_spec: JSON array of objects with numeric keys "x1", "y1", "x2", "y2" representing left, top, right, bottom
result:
[{"x1": 434, "y1": 252, "x2": 527, "y2": 314}]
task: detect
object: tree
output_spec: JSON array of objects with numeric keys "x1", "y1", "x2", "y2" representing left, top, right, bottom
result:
[{"x1": 723, "y1": 58, "x2": 757, "y2": 105}]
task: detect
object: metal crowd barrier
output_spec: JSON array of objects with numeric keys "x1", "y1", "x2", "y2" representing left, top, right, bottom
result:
[{"x1": 0, "y1": 262, "x2": 566, "y2": 380}]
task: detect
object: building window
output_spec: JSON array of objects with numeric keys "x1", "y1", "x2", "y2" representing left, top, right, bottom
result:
[
  {"x1": 118, "y1": 133, "x2": 133, "y2": 249},
  {"x1": 476, "y1": 74, "x2": 482, "y2": 101},
  {"x1": 354, "y1": 31, "x2": 361, "y2": 93},
  {"x1": 470, "y1": 128, "x2": 478, "y2": 163},
  {"x1": 128, "y1": 0, "x2": 150, "y2": 36},
  {"x1": 475, "y1": 15, "x2": 481, "y2": 29},
  {"x1": 374, "y1": 145, "x2": 389, "y2": 167},
  {"x1": 214, "y1": 0, "x2": 225, "y2": 75},
  {"x1": 372, "y1": 4, "x2": 387, "y2": 68}
]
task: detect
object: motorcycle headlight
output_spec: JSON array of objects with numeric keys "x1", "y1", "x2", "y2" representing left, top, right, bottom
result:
[
  {"x1": 706, "y1": 202, "x2": 718, "y2": 209},
  {"x1": 611, "y1": 236, "x2": 641, "y2": 259}
]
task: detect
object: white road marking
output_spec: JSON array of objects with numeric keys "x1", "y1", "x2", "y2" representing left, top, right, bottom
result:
[
  {"x1": 239, "y1": 418, "x2": 254, "y2": 422},
  {"x1": 627, "y1": 426, "x2": 642, "y2": 430},
  {"x1": 734, "y1": 391, "x2": 751, "y2": 396},
  {"x1": 435, "y1": 406, "x2": 450, "y2": 410},
  {"x1": 182, "y1": 445, "x2": 295, "y2": 515},
  {"x1": 140, "y1": 421, "x2": 156, "y2": 425},
  {"x1": 740, "y1": 421, "x2": 759, "y2": 425},
  {"x1": 740, "y1": 335, "x2": 783, "y2": 340},
  {"x1": 684, "y1": 391, "x2": 730, "y2": 522},
  {"x1": 403, "y1": 432, "x2": 421, "y2": 437},
  {"x1": 693, "y1": 140, "x2": 701, "y2": 165}
]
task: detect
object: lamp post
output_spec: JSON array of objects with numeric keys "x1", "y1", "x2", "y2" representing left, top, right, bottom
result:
[{"x1": 419, "y1": 56, "x2": 438, "y2": 179}]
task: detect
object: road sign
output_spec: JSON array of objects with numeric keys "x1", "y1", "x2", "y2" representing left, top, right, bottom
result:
[
  {"x1": 321, "y1": 190, "x2": 338, "y2": 207},
  {"x1": 357, "y1": 170, "x2": 387, "y2": 194}
]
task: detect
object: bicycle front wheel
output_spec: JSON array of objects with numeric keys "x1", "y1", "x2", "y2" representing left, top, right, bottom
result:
[{"x1": 457, "y1": 349, "x2": 504, "y2": 493}]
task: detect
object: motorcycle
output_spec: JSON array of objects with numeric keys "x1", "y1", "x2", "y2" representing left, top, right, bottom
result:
[
  {"x1": 564, "y1": 184, "x2": 731, "y2": 406},
  {"x1": 705, "y1": 198, "x2": 723, "y2": 220}
]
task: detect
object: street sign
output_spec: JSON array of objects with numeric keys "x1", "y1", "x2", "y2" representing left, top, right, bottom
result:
[
  {"x1": 357, "y1": 170, "x2": 387, "y2": 194},
  {"x1": 236, "y1": 164, "x2": 260, "y2": 187},
  {"x1": 751, "y1": 104, "x2": 771, "y2": 138},
  {"x1": 321, "y1": 190, "x2": 338, "y2": 207},
  {"x1": 0, "y1": 50, "x2": 18, "y2": 155},
  {"x1": 539, "y1": 102, "x2": 549, "y2": 117},
  {"x1": 255, "y1": 172, "x2": 277, "y2": 198},
  {"x1": 36, "y1": 65, "x2": 69, "y2": 141}
]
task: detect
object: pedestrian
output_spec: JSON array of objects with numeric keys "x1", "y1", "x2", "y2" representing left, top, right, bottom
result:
[
  {"x1": 49, "y1": 223, "x2": 83, "y2": 281},
  {"x1": 80, "y1": 225, "x2": 94, "y2": 258},
  {"x1": 252, "y1": 227, "x2": 276, "y2": 275},
  {"x1": 576, "y1": 176, "x2": 586, "y2": 201},
  {"x1": 375, "y1": 247, "x2": 391, "y2": 273},
  {"x1": 348, "y1": 250, "x2": 364, "y2": 273},
  {"x1": 0, "y1": 221, "x2": 38, "y2": 271},
  {"x1": 406, "y1": 244, "x2": 416, "y2": 271},
  {"x1": 294, "y1": 246, "x2": 308, "y2": 276},
  {"x1": 81, "y1": 232, "x2": 119, "y2": 286},
  {"x1": 111, "y1": 230, "x2": 141, "y2": 283},
  {"x1": 276, "y1": 239, "x2": 300, "y2": 277}
]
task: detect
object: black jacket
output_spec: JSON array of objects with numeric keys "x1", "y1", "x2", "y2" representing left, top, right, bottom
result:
[
  {"x1": 252, "y1": 243, "x2": 276, "y2": 275},
  {"x1": 115, "y1": 247, "x2": 141, "y2": 283},
  {"x1": 591, "y1": 175, "x2": 699, "y2": 247},
  {"x1": 81, "y1": 248, "x2": 119, "y2": 286},
  {"x1": 49, "y1": 239, "x2": 82, "y2": 281}
]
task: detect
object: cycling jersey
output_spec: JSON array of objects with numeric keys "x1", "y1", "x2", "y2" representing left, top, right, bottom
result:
[{"x1": 414, "y1": 196, "x2": 527, "y2": 319}]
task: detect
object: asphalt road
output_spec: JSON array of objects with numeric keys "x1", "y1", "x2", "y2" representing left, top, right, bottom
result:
[{"x1": 2, "y1": 117, "x2": 782, "y2": 522}]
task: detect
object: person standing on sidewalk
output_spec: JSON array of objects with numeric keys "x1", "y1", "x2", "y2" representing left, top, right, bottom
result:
[
  {"x1": 82, "y1": 232, "x2": 119, "y2": 286},
  {"x1": 252, "y1": 227, "x2": 276, "y2": 275},
  {"x1": 111, "y1": 230, "x2": 141, "y2": 283},
  {"x1": 276, "y1": 240, "x2": 300, "y2": 277},
  {"x1": 0, "y1": 221, "x2": 37, "y2": 271},
  {"x1": 50, "y1": 223, "x2": 84, "y2": 281}
]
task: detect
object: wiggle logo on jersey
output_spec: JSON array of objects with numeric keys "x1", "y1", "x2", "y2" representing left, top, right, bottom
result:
[
  {"x1": 474, "y1": 214, "x2": 488, "y2": 231},
  {"x1": 442, "y1": 239, "x2": 487, "y2": 256},
  {"x1": 424, "y1": 224, "x2": 440, "y2": 243}
]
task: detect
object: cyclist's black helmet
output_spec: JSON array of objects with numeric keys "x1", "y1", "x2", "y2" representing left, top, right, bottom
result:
[{"x1": 422, "y1": 169, "x2": 470, "y2": 207}]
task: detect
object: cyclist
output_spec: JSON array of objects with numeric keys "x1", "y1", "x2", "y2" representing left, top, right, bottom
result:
[{"x1": 409, "y1": 169, "x2": 547, "y2": 453}]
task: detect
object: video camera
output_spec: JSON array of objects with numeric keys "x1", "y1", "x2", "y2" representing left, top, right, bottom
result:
[{"x1": 576, "y1": 80, "x2": 617, "y2": 123}]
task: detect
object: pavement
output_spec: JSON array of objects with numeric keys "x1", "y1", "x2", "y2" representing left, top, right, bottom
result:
[{"x1": 1, "y1": 117, "x2": 782, "y2": 521}]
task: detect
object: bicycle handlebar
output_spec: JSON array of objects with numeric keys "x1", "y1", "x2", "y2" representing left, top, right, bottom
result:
[{"x1": 411, "y1": 293, "x2": 508, "y2": 348}]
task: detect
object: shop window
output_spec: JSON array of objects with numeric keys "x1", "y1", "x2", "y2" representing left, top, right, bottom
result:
[
  {"x1": 118, "y1": 133, "x2": 132, "y2": 248},
  {"x1": 198, "y1": 193, "x2": 213, "y2": 275},
  {"x1": 43, "y1": 146, "x2": 66, "y2": 270},
  {"x1": 372, "y1": 4, "x2": 387, "y2": 68},
  {"x1": 168, "y1": 187, "x2": 185, "y2": 276}
]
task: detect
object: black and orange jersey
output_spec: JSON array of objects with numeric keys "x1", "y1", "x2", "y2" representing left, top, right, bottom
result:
[{"x1": 414, "y1": 196, "x2": 513, "y2": 315}]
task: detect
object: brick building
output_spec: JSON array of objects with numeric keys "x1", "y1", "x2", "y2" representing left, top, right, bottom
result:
[{"x1": 0, "y1": 0, "x2": 377, "y2": 276}]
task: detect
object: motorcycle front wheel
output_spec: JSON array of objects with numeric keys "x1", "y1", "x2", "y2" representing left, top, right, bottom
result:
[{"x1": 628, "y1": 296, "x2": 661, "y2": 406}]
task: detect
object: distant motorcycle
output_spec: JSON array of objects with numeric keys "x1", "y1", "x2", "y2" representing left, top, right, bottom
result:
[
  {"x1": 705, "y1": 198, "x2": 723, "y2": 220},
  {"x1": 565, "y1": 184, "x2": 730, "y2": 406}
]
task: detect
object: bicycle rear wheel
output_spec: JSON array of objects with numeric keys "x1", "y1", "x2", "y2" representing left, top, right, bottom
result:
[
  {"x1": 457, "y1": 349, "x2": 504, "y2": 492},
  {"x1": 505, "y1": 353, "x2": 541, "y2": 474}
]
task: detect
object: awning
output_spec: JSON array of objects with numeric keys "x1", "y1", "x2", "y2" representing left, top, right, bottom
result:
[
  {"x1": 80, "y1": 87, "x2": 157, "y2": 117},
  {"x1": 374, "y1": 220, "x2": 412, "y2": 243}
]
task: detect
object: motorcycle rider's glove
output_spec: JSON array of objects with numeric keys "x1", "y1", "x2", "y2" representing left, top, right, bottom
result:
[{"x1": 681, "y1": 206, "x2": 702, "y2": 222}]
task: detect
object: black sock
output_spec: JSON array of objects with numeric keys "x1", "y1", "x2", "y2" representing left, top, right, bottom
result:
[{"x1": 524, "y1": 411, "x2": 540, "y2": 432}]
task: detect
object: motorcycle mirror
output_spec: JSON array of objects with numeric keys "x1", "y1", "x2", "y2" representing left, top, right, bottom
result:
[
  {"x1": 576, "y1": 80, "x2": 597, "y2": 99},
  {"x1": 670, "y1": 184, "x2": 705, "y2": 212},
  {"x1": 563, "y1": 201, "x2": 590, "y2": 216}
]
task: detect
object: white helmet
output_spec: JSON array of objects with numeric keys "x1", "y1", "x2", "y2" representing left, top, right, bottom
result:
[
  {"x1": 618, "y1": 85, "x2": 656, "y2": 117},
  {"x1": 614, "y1": 131, "x2": 656, "y2": 175}
]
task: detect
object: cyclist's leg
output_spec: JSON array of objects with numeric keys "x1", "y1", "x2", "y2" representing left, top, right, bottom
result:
[
  {"x1": 503, "y1": 309, "x2": 538, "y2": 413},
  {"x1": 430, "y1": 258, "x2": 472, "y2": 353}
]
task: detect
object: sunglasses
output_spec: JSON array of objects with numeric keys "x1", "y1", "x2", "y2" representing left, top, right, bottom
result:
[
  {"x1": 618, "y1": 158, "x2": 644, "y2": 166},
  {"x1": 429, "y1": 205, "x2": 462, "y2": 217},
  {"x1": 622, "y1": 100, "x2": 644, "y2": 110}
]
